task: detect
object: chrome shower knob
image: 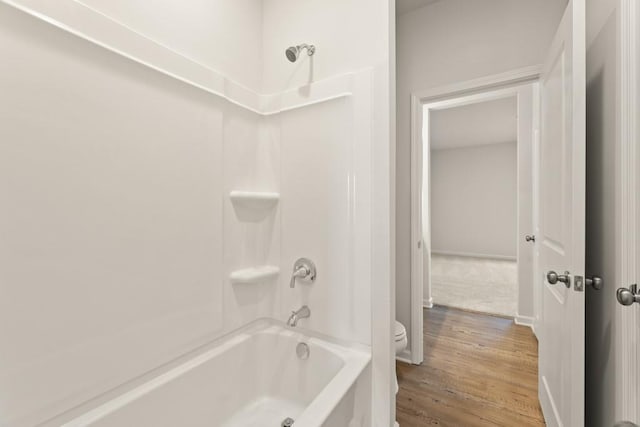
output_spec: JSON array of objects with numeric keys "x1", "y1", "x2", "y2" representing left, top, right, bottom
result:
[{"x1": 289, "y1": 258, "x2": 317, "y2": 288}]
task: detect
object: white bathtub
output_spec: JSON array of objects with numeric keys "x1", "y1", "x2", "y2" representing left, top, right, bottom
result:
[{"x1": 60, "y1": 320, "x2": 371, "y2": 427}]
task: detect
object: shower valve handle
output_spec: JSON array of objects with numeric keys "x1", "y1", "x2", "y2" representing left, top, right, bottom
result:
[{"x1": 289, "y1": 258, "x2": 316, "y2": 288}]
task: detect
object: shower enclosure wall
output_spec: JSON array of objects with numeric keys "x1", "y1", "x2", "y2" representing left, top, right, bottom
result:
[{"x1": 0, "y1": 0, "x2": 394, "y2": 425}]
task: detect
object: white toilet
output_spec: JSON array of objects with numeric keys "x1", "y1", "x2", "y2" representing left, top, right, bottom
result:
[{"x1": 394, "y1": 320, "x2": 408, "y2": 394}]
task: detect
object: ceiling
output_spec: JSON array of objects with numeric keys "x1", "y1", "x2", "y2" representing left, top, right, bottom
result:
[
  {"x1": 396, "y1": 0, "x2": 443, "y2": 16},
  {"x1": 429, "y1": 96, "x2": 517, "y2": 150}
]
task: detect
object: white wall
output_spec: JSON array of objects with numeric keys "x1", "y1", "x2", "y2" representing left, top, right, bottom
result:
[
  {"x1": 396, "y1": 0, "x2": 566, "y2": 352},
  {"x1": 0, "y1": 5, "x2": 233, "y2": 424},
  {"x1": 430, "y1": 142, "x2": 517, "y2": 258},
  {"x1": 261, "y1": 0, "x2": 389, "y2": 94},
  {"x1": 79, "y1": 0, "x2": 264, "y2": 91}
]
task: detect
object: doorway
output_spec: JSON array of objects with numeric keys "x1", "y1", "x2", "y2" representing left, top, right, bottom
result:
[
  {"x1": 399, "y1": 74, "x2": 544, "y2": 425},
  {"x1": 407, "y1": 74, "x2": 540, "y2": 366},
  {"x1": 428, "y1": 95, "x2": 520, "y2": 318}
]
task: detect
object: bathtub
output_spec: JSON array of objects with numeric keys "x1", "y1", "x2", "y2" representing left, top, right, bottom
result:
[{"x1": 60, "y1": 320, "x2": 371, "y2": 427}]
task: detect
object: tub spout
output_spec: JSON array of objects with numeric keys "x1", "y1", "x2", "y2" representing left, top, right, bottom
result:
[{"x1": 287, "y1": 305, "x2": 310, "y2": 327}]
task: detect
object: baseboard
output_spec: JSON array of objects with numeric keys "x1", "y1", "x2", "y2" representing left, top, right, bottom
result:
[
  {"x1": 396, "y1": 349, "x2": 412, "y2": 365},
  {"x1": 531, "y1": 323, "x2": 538, "y2": 339},
  {"x1": 423, "y1": 297, "x2": 433, "y2": 308},
  {"x1": 514, "y1": 314, "x2": 534, "y2": 329},
  {"x1": 431, "y1": 250, "x2": 517, "y2": 262}
]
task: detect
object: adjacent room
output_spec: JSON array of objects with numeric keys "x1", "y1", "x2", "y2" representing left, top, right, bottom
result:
[{"x1": 428, "y1": 96, "x2": 519, "y2": 317}]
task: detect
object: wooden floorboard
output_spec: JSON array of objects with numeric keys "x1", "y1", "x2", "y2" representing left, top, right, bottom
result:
[{"x1": 396, "y1": 305, "x2": 545, "y2": 427}]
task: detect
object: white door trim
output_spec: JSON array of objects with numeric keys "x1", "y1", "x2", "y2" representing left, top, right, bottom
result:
[
  {"x1": 409, "y1": 68, "x2": 541, "y2": 364},
  {"x1": 618, "y1": 0, "x2": 640, "y2": 420},
  {"x1": 412, "y1": 65, "x2": 541, "y2": 102}
]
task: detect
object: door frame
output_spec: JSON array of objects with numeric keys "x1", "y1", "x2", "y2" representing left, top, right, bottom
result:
[
  {"x1": 618, "y1": 0, "x2": 640, "y2": 420},
  {"x1": 407, "y1": 66, "x2": 541, "y2": 364}
]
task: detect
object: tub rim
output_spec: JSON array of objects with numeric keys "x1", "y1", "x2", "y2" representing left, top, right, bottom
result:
[{"x1": 55, "y1": 318, "x2": 371, "y2": 427}]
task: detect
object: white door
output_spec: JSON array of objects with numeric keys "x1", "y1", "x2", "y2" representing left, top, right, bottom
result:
[{"x1": 537, "y1": 0, "x2": 586, "y2": 426}]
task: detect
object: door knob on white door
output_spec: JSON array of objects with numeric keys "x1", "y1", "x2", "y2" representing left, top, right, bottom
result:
[
  {"x1": 547, "y1": 271, "x2": 571, "y2": 288},
  {"x1": 616, "y1": 284, "x2": 640, "y2": 306},
  {"x1": 525, "y1": 235, "x2": 536, "y2": 242},
  {"x1": 585, "y1": 276, "x2": 603, "y2": 290}
]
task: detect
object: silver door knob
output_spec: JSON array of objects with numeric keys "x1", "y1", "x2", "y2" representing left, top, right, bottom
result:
[
  {"x1": 616, "y1": 284, "x2": 640, "y2": 306},
  {"x1": 586, "y1": 276, "x2": 603, "y2": 290},
  {"x1": 547, "y1": 270, "x2": 571, "y2": 288},
  {"x1": 525, "y1": 235, "x2": 536, "y2": 242}
]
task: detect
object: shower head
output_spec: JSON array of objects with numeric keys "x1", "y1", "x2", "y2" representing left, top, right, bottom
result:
[{"x1": 285, "y1": 44, "x2": 316, "y2": 62}]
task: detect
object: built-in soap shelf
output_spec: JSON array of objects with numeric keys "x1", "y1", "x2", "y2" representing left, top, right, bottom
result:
[
  {"x1": 229, "y1": 265, "x2": 280, "y2": 284},
  {"x1": 229, "y1": 191, "x2": 279, "y2": 222}
]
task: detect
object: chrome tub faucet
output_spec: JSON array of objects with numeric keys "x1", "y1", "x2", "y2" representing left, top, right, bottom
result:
[{"x1": 287, "y1": 305, "x2": 310, "y2": 327}]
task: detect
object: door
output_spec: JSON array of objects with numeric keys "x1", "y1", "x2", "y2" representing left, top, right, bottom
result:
[
  {"x1": 517, "y1": 84, "x2": 536, "y2": 328},
  {"x1": 537, "y1": 0, "x2": 586, "y2": 426}
]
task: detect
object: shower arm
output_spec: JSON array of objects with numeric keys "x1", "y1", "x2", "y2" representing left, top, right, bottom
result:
[{"x1": 297, "y1": 44, "x2": 316, "y2": 56}]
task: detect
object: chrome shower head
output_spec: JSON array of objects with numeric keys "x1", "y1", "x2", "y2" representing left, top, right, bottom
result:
[
  {"x1": 285, "y1": 46, "x2": 299, "y2": 62},
  {"x1": 285, "y1": 44, "x2": 316, "y2": 62}
]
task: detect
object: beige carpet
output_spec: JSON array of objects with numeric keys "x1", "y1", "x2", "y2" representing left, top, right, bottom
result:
[{"x1": 430, "y1": 254, "x2": 517, "y2": 317}]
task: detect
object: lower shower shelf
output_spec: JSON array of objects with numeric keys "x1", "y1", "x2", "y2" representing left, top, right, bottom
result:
[{"x1": 229, "y1": 266, "x2": 280, "y2": 284}]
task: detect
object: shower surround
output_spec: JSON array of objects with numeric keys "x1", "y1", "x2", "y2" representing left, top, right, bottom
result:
[{"x1": 0, "y1": 0, "x2": 394, "y2": 425}]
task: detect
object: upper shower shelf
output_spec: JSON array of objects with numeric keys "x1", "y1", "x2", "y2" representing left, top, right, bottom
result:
[{"x1": 230, "y1": 191, "x2": 279, "y2": 222}]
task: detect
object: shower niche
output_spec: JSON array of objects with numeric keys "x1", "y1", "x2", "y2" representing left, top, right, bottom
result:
[
  {"x1": 228, "y1": 189, "x2": 280, "y2": 284},
  {"x1": 223, "y1": 111, "x2": 281, "y2": 327}
]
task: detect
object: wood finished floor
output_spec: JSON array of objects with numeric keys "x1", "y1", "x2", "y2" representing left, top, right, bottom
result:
[{"x1": 396, "y1": 306, "x2": 544, "y2": 427}]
